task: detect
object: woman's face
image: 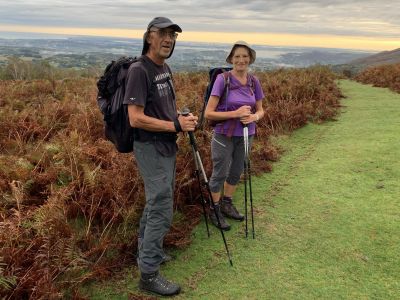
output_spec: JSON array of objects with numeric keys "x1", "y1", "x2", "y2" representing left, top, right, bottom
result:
[{"x1": 231, "y1": 46, "x2": 251, "y2": 72}]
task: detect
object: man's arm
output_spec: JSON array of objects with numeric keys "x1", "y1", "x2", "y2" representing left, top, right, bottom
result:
[
  {"x1": 205, "y1": 96, "x2": 251, "y2": 121},
  {"x1": 128, "y1": 104, "x2": 198, "y2": 132}
]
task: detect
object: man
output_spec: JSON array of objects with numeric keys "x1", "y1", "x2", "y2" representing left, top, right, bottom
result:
[{"x1": 123, "y1": 17, "x2": 197, "y2": 296}]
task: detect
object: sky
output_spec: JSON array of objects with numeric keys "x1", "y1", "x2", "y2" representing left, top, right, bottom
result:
[{"x1": 0, "y1": 0, "x2": 399, "y2": 51}]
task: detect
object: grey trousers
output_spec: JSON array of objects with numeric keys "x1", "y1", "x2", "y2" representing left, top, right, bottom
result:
[
  {"x1": 134, "y1": 141, "x2": 176, "y2": 274},
  {"x1": 209, "y1": 133, "x2": 254, "y2": 193}
]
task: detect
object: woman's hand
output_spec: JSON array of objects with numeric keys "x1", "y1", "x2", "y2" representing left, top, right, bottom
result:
[
  {"x1": 235, "y1": 105, "x2": 251, "y2": 118},
  {"x1": 240, "y1": 113, "x2": 258, "y2": 125}
]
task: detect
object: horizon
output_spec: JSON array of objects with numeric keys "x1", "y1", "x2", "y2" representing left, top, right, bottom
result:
[
  {"x1": 0, "y1": 30, "x2": 379, "y2": 58},
  {"x1": 1, "y1": 30, "x2": 379, "y2": 71},
  {"x1": 0, "y1": 0, "x2": 399, "y2": 52},
  {"x1": 0, "y1": 27, "x2": 394, "y2": 53}
]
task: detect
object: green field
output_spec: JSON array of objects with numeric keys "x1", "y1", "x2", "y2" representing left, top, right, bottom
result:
[{"x1": 85, "y1": 80, "x2": 400, "y2": 299}]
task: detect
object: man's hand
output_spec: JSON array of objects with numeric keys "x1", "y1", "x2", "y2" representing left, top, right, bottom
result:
[{"x1": 178, "y1": 113, "x2": 198, "y2": 132}]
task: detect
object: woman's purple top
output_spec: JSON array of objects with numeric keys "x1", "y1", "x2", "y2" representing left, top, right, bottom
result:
[{"x1": 210, "y1": 72, "x2": 265, "y2": 136}]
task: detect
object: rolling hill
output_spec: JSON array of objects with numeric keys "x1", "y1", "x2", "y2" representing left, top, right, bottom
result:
[
  {"x1": 333, "y1": 48, "x2": 400, "y2": 75},
  {"x1": 348, "y1": 47, "x2": 400, "y2": 66}
]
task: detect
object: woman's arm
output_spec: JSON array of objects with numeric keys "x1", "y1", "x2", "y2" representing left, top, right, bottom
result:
[
  {"x1": 240, "y1": 99, "x2": 264, "y2": 125},
  {"x1": 204, "y1": 95, "x2": 251, "y2": 121}
]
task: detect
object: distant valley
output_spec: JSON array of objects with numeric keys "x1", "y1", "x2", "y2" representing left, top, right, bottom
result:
[{"x1": 0, "y1": 33, "x2": 375, "y2": 72}]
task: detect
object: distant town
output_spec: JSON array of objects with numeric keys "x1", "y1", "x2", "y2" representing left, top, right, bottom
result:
[{"x1": 0, "y1": 33, "x2": 375, "y2": 72}]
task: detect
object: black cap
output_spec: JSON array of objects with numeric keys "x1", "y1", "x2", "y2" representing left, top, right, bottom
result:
[{"x1": 147, "y1": 17, "x2": 182, "y2": 33}]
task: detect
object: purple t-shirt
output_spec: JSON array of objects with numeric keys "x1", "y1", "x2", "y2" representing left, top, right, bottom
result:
[{"x1": 210, "y1": 72, "x2": 264, "y2": 136}]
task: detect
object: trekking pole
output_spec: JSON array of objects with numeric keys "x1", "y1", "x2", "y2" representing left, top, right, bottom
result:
[
  {"x1": 190, "y1": 135, "x2": 210, "y2": 238},
  {"x1": 243, "y1": 124, "x2": 255, "y2": 239},
  {"x1": 182, "y1": 109, "x2": 233, "y2": 266},
  {"x1": 243, "y1": 125, "x2": 249, "y2": 238},
  {"x1": 248, "y1": 153, "x2": 255, "y2": 239}
]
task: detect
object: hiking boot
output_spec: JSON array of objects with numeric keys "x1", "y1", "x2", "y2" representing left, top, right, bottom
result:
[
  {"x1": 221, "y1": 197, "x2": 245, "y2": 221},
  {"x1": 209, "y1": 204, "x2": 231, "y2": 231},
  {"x1": 139, "y1": 271, "x2": 181, "y2": 296}
]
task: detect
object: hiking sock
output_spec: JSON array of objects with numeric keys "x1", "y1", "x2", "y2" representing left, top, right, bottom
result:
[{"x1": 210, "y1": 201, "x2": 220, "y2": 210}]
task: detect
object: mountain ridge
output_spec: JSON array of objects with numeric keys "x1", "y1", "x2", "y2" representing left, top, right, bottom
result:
[{"x1": 348, "y1": 48, "x2": 400, "y2": 66}]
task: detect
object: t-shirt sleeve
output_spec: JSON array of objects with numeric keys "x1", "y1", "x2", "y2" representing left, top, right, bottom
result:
[
  {"x1": 254, "y1": 76, "x2": 265, "y2": 101},
  {"x1": 123, "y1": 64, "x2": 148, "y2": 106},
  {"x1": 210, "y1": 74, "x2": 225, "y2": 98}
]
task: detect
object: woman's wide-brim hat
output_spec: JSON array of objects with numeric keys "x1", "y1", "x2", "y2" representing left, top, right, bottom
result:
[{"x1": 226, "y1": 40, "x2": 256, "y2": 65}]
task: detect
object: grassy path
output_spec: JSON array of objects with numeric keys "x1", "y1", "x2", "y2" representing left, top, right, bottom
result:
[{"x1": 87, "y1": 80, "x2": 400, "y2": 299}]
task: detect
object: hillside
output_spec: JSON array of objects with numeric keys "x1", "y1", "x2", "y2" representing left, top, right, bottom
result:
[
  {"x1": 348, "y1": 48, "x2": 400, "y2": 66},
  {"x1": 333, "y1": 48, "x2": 400, "y2": 76}
]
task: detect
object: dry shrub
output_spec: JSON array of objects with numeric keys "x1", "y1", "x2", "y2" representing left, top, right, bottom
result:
[
  {"x1": 0, "y1": 66, "x2": 342, "y2": 298},
  {"x1": 355, "y1": 63, "x2": 400, "y2": 93},
  {"x1": 256, "y1": 66, "x2": 343, "y2": 133}
]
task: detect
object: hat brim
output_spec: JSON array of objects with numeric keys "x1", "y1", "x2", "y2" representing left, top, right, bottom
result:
[
  {"x1": 226, "y1": 42, "x2": 256, "y2": 65},
  {"x1": 152, "y1": 22, "x2": 182, "y2": 33}
]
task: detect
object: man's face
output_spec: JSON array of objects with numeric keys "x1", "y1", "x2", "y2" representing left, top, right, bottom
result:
[{"x1": 147, "y1": 27, "x2": 178, "y2": 59}]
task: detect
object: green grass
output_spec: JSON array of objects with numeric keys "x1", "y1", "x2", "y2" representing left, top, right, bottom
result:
[{"x1": 84, "y1": 80, "x2": 400, "y2": 299}]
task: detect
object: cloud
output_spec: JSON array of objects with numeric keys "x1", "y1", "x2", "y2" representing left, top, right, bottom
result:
[{"x1": 0, "y1": 0, "x2": 399, "y2": 38}]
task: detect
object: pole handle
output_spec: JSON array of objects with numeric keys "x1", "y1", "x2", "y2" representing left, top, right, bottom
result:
[{"x1": 181, "y1": 107, "x2": 198, "y2": 150}]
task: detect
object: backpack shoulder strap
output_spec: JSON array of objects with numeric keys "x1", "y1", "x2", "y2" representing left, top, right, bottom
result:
[
  {"x1": 221, "y1": 71, "x2": 230, "y2": 100},
  {"x1": 221, "y1": 71, "x2": 231, "y2": 111},
  {"x1": 117, "y1": 56, "x2": 138, "y2": 85},
  {"x1": 222, "y1": 71, "x2": 230, "y2": 83},
  {"x1": 248, "y1": 73, "x2": 256, "y2": 95},
  {"x1": 163, "y1": 63, "x2": 176, "y2": 100},
  {"x1": 248, "y1": 74, "x2": 255, "y2": 85},
  {"x1": 165, "y1": 76, "x2": 176, "y2": 100}
]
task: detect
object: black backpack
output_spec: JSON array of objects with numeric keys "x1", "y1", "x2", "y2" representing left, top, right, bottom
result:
[
  {"x1": 198, "y1": 67, "x2": 232, "y2": 128},
  {"x1": 97, "y1": 56, "x2": 139, "y2": 153}
]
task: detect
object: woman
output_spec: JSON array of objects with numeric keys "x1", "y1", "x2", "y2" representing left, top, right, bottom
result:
[{"x1": 204, "y1": 41, "x2": 265, "y2": 230}]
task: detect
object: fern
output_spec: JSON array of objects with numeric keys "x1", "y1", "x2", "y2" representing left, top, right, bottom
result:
[{"x1": 0, "y1": 259, "x2": 16, "y2": 291}]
